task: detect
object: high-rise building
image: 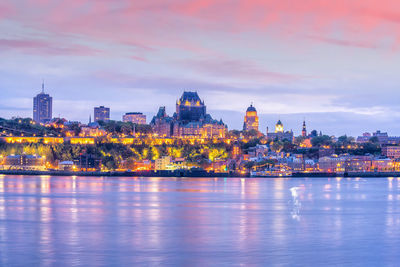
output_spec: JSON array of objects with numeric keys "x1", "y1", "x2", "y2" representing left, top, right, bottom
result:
[
  {"x1": 302, "y1": 120, "x2": 307, "y2": 137},
  {"x1": 243, "y1": 104, "x2": 259, "y2": 131},
  {"x1": 94, "y1": 106, "x2": 110, "y2": 122},
  {"x1": 33, "y1": 82, "x2": 52, "y2": 123},
  {"x1": 122, "y1": 112, "x2": 146, "y2": 124}
]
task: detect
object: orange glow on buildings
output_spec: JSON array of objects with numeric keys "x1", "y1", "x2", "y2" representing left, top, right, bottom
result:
[
  {"x1": 243, "y1": 104, "x2": 259, "y2": 131},
  {"x1": 3, "y1": 137, "x2": 64, "y2": 144}
]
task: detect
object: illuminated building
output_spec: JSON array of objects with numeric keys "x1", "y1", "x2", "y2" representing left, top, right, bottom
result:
[
  {"x1": 176, "y1": 91, "x2": 206, "y2": 122},
  {"x1": 3, "y1": 154, "x2": 45, "y2": 170},
  {"x1": 94, "y1": 106, "x2": 110, "y2": 122},
  {"x1": 302, "y1": 120, "x2": 307, "y2": 137},
  {"x1": 122, "y1": 112, "x2": 146, "y2": 124},
  {"x1": 243, "y1": 104, "x2": 259, "y2": 131},
  {"x1": 232, "y1": 141, "x2": 241, "y2": 159},
  {"x1": 68, "y1": 137, "x2": 95, "y2": 145},
  {"x1": 155, "y1": 156, "x2": 172, "y2": 170},
  {"x1": 382, "y1": 146, "x2": 400, "y2": 159},
  {"x1": 175, "y1": 91, "x2": 226, "y2": 138},
  {"x1": 151, "y1": 107, "x2": 174, "y2": 137},
  {"x1": 275, "y1": 120, "x2": 284, "y2": 133},
  {"x1": 318, "y1": 156, "x2": 345, "y2": 173},
  {"x1": 79, "y1": 122, "x2": 106, "y2": 137},
  {"x1": 58, "y1": 161, "x2": 75, "y2": 171},
  {"x1": 151, "y1": 92, "x2": 227, "y2": 138},
  {"x1": 371, "y1": 158, "x2": 393, "y2": 171},
  {"x1": 266, "y1": 120, "x2": 294, "y2": 142},
  {"x1": 356, "y1": 131, "x2": 400, "y2": 145},
  {"x1": 2, "y1": 137, "x2": 64, "y2": 144},
  {"x1": 33, "y1": 82, "x2": 52, "y2": 123}
]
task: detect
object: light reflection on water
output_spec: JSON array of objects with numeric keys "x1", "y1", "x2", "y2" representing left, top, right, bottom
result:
[{"x1": 0, "y1": 176, "x2": 400, "y2": 266}]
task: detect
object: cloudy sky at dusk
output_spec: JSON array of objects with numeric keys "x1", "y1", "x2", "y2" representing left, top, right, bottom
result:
[{"x1": 1, "y1": 0, "x2": 400, "y2": 136}]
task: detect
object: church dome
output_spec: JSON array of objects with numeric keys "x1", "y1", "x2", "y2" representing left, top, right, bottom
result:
[{"x1": 246, "y1": 104, "x2": 256, "y2": 112}]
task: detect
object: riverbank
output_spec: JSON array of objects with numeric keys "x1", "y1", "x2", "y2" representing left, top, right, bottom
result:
[
  {"x1": 0, "y1": 169, "x2": 247, "y2": 177},
  {"x1": 1, "y1": 169, "x2": 400, "y2": 178}
]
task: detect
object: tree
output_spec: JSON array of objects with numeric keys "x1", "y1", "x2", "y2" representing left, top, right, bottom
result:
[
  {"x1": 369, "y1": 136, "x2": 379, "y2": 144},
  {"x1": 271, "y1": 140, "x2": 284, "y2": 152},
  {"x1": 310, "y1": 130, "x2": 318, "y2": 137},
  {"x1": 311, "y1": 135, "x2": 332, "y2": 147},
  {"x1": 243, "y1": 129, "x2": 261, "y2": 139},
  {"x1": 337, "y1": 135, "x2": 355, "y2": 145}
]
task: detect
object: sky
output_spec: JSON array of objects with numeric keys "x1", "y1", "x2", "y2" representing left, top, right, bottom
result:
[{"x1": 0, "y1": 0, "x2": 400, "y2": 136}]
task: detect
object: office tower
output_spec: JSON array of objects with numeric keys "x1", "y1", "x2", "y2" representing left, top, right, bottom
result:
[
  {"x1": 33, "y1": 82, "x2": 52, "y2": 123},
  {"x1": 94, "y1": 106, "x2": 110, "y2": 122}
]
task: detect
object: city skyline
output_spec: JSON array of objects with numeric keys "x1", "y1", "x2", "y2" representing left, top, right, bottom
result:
[
  {"x1": 1, "y1": 1, "x2": 400, "y2": 136},
  {"x1": 2, "y1": 84, "x2": 399, "y2": 137},
  {"x1": 2, "y1": 2, "x2": 400, "y2": 266}
]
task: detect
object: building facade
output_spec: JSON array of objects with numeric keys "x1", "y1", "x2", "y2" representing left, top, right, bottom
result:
[
  {"x1": 122, "y1": 112, "x2": 146, "y2": 124},
  {"x1": 382, "y1": 146, "x2": 400, "y2": 159},
  {"x1": 243, "y1": 104, "x2": 259, "y2": 131},
  {"x1": 150, "y1": 107, "x2": 173, "y2": 137},
  {"x1": 302, "y1": 120, "x2": 307, "y2": 137},
  {"x1": 266, "y1": 120, "x2": 294, "y2": 142},
  {"x1": 33, "y1": 83, "x2": 52, "y2": 123},
  {"x1": 155, "y1": 156, "x2": 172, "y2": 170},
  {"x1": 151, "y1": 92, "x2": 227, "y2": 139},
  {"x1": 94, "y1": 106, "x2": 110, "y2": 122},
  {"x1": 176, "y1": 91, "x2": 206, "y2": 122},
  {"x1": 3, "y1": 154, "x2": 45, "y2": 170}
]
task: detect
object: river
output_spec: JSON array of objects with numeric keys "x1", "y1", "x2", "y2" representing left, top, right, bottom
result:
[{"x1": 0, "y1": 175, "x2": 399, "y2": 266}]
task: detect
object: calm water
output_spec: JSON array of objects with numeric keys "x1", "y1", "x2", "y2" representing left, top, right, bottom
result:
[{"x1": 0, "y1": 175, "x2": 400, "y2": 266}]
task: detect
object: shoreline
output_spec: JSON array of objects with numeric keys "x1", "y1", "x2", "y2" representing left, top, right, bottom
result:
[
  {"x1": 1, "y1": 170, "x2": 400, "y2": 178},
  {"x1": 0, "y1": 169, "x2": 247, "y2": 178}
]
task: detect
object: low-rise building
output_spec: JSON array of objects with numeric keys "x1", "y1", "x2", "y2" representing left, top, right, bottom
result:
[
  {"x1": 122, "y1": 112, "x2": 146, "y2": 124},
  {"x1": 3, "y1": 154, "x2": 45, "y2": 170},
  {"x1": 372, "y1": 158, "x2": 394, "y2": 171},
  {"x1": 266, "y1": 120, "x2": 294, "y2": 142},
  {"x1": 318, "y1": 156, "x2": 345, "y2": 172},
  {"x1": 155, "y1": 156, "x2": 172, "y2": 171},
  {"x1": 382, "y1": 146, "x2": 400, "y2": 159},
  {"x1": 58, "y1": 161, "x2": 75, "y2": 171}
]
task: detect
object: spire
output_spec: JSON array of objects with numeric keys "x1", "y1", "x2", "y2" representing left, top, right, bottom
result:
[
  {"x1": 89, "y1": 114, "x2": 92, "y2": 124},
  {"x1": 41, "y1": 79, "x2": 44, "y2": 93},
  {"x1": 302, "y1": 119, "x2": 307, "y2": 137}
]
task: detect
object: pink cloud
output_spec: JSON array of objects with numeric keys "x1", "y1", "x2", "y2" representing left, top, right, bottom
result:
[
  {"x1": 0, "y1": 39, "x2": 101, "y2": 56},
  {"x1": 3, "y1": 0, "x2": 400, "y2": 54},
  {"x1": 180, "y1": 58, "x2": 302, "y2": 82},
  {"x1": 131, "y1": 55, "x2": 147, "y2": 62},
  {"x1": 0, "y1": 2, "x2": 14, "y2": 19},
  {"x1": 307, "y1": 35, "x2": 379, "y2": 49}
]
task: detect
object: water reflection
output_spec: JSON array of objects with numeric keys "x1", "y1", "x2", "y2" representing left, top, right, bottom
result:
[
  {"x1": 0, "y1": 176, "x2": 400, "y2": 266},
  {"x1": 289, "y1": 186, "x2": 300, "y2": 221}
]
